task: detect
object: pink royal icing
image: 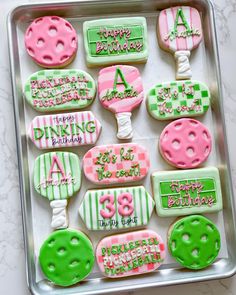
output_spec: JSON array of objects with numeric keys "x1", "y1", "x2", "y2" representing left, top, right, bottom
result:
[
  {"x1": 25, "y1": 16, "x2": 78, "y2": 68},
  {"x1": 158, "y1": 6, "x2": 202, "y2": 52},
  {"x1": 96, "y1": 230, "x2": 165, "y2": 278},
  {"x1": 159, "y1": 118, "x2": 212, "y2": 169},
  {"x1": 98, "y1": 65, "x2": 144, "y2": 114}
]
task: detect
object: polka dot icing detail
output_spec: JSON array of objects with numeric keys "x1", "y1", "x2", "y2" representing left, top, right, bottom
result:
[
  {"x1": 39, "y1": 229, "x2": 95, "y2": 286},
  {"x1": 25, "y1": 16, "x2": 78, "y2": 68},
  {"x1": 159, "y1": 118, "x2": 212, "y2": 169},
  {"x1": 168, "y1": 215, "x2": 221, "y2": 270}
]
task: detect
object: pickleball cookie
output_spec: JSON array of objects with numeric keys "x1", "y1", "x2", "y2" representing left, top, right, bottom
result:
[
  {"x1": 168, "y1": 215, "x2": 221, "y2": 270},
  {"x1": 159, "y1": 118, "x2": 212, "y2": 169},
  {"x1": 39, "y1": 229, "x2": 95, "y2": 286},
  {"x1": 25, "y1": 16, "x2": 78, "y2": 68}
]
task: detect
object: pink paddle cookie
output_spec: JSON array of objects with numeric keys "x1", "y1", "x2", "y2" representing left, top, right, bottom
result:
[
  {"x1": 25, "y1": 16, "x2": 78, "y2": 68},
  {"x1": 159, "y1": 118, "x2": 212, "y2": 169},
  {"x1": 83, "y1": 143, "x2": 150, "y2": 185},
  {"x1": 158, "y1": 6, "x2": 202, "y2": 79},
  {"x1": 96, "y1": 230, "x2": 165, "y2": 278},
  {"x1": 98, "y1": 65, "x2": 144, "y2": 139}
]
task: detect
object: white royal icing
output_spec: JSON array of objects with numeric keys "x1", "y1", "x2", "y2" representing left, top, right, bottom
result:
[
  {"x1": 115, "y1": 112, "x2": 133, "y2": 139},
  {"x1": 175, "y1": 50, "x2": 192, "y2": 80},
  {"x1": 50, "y1": 199, "x2": 68, "y2": 229}
]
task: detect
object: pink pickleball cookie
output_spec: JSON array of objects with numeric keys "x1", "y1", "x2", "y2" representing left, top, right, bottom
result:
[
  {"x1": 25, "y1": 16, "x2": 78, "y2": 68},
  {"x1": 159, "y1": 118, "x2": 212, "y2": 169},
  {"x1": 98, "y1": 65, "x2": 144, "y2": 139},
  {"x1": 96, "y1": 230, "x2": 165, "y2": 278}
]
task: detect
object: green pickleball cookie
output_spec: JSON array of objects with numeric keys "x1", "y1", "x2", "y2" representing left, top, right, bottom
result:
[
  {"x1": 39, "y1": 229, "x2": 95, "y2": 286},
  {"x1": 168, "y1": 215, "x2": 220, "y2": 270}
]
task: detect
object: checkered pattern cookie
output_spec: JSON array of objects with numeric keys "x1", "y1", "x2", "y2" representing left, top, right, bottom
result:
[
  {"x1": 147, "y1": 80, "x2": 210, "y2": 120},
  {"x1": 96, "y1": 229, "x2": 165, "y2": 278},
  {"x1": 83, "y1": 143, "x2": 150, "y2": 184},
  {"x1": 24, "y1": 69, "x2": 96, "y2": 112}
]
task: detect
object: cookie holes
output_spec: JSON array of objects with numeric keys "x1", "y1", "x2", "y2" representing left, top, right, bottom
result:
[
  {"x1": 191, "y1": 219, "x2": 200, "y2": 225},
  {"x1": 187, "y1": 147, "x2": 195, "y2": 157},
  {"x1": 174, "y1": 122, "x2": 182, "y2": 130},
  {"x1": 71, "y1": 37, "x2": 77, "y2": 47},
  {"x1": 192, "y1": 248, "x2": 199, "y2": 257},
  {"x1": 26, "y1": 28, "x2": 32, "y2": 38},
  {"x1": 65, "y1": 22, "x2": 73, "y2": 32},
  {"x1": 191, "y1": 262, "x2": 199, "y2": 268},
  {"x1": 37, "y1": 38, "x2": 45, "y2": 47},
  {"x1": 201, "y1": 235, "x2": 207, "y2": 242},
  {"x1": 58, "y1": 247, "x2": 66, "y2": 254},
  {"x1": 34, "y1": 18, "x2": 43, "y2": 24},
  {"x1": 205, "y1": 146, "x2": 210, "y2": 156},
  {"x1": 70, "y1": 260, "x2": 80, "y2": 267},
  {"x1": 27, "y1": 47, "x2": 35, "y2": 57},
  {"x1": 172, "y1": 139, "x2": 180, "y2": 149},
  {"x1": 207, "y1": 255, "x2": 214, "y2": 264},
  {"x1": 163, "y1": 131, "x2": 168, "y2": 141},
  {"x1": 189, "y1": 132, "x2": 196, "y2": 140},
  {"x1": 207, "y1": 224, "x2": 214, "y2": 231},
  {"x1": 192, "y1": 158, "x2": 200, "y2": 166},
  {"x1": 203, "y1": 130, "x2": 209, "y2": 140},
  {"x1": 189, "y1": 119, "x2": 198, "y2": 126},
  {"x1": 60, "y1": 55, "x2": 69, "y2": 62},
  {"x1": 43, "y1": 55, "x2": 53, "y2": 63},
  {"x1": 176, "y1": 223, "x2": 184, "y2": 231},
  {"x1": 171, "y1": 240, "x2": 176, "y2": 250},
  {"x1": 71, "y1": 237, "x2": 79, "y2": 245},
  {"x1": 48, "y1": 239, "x2": 55, "y2": 247},
  {"x1": 182, "y1": 233, "x2": 190, "y2": 241},
  {"x1": 215, "y1": 240, "x2": 220, "y2": 250},
  {"x1": 164, "y1": 150, "x2": 172, "y2": 160},
  {"x1": 48, "y1": 26, "x2": 57, "y2": 36},
  {"x1": 48, "y1": 263, "x2": 55, "y2": 271},
  {"x1": 56, "y1": 41, "x2": 64, "y2": 52},
  {"x1": 86, "y1": 260, "x2": 91, "y2": 269},
  {"x1": 51, "y1": 16, "x2": 60, "y2": 22},
  {"x1": 177, "y1": 161, "x2": 186, "y2": 167}
]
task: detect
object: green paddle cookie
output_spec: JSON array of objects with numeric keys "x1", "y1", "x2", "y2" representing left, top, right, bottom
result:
[
  {"x1": 39, "y1": 229, "x2": 95, "y2": 286},
  {"x1": 168, "y1": 215, "x2": 221, "y2": 270}
]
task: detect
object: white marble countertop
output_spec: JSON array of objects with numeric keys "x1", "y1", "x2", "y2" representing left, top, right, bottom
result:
[{"x1": 1, "y1": 0, "x2": 236, "y2": 294}]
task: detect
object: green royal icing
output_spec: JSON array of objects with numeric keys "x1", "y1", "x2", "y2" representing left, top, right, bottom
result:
[
  {"x1": 39, "y1": 229, "x2": 95, "y2": 286},
  {"x1": 24, "y1": 69, "x2": 96, "y2": 112},
  {"x1": 147, "y1": 80, "x2": 210, "y2": 120},
  {"x1": 83, "y1": 17, "x2": 148, "y2": 66},
  {"x1": 34, "y1": 152, "x2": 81, "y2": 201},
  {"x1": 168, "y1": 215, "x2": 221, "y2": 270},
  {"x1": 152, "y1": 167, "x2": 223, "y2": 217}
]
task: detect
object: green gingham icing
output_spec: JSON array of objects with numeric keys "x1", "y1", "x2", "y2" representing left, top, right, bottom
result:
[
  {"x1": 79, "y1": 186, "x2": 154, "y2": 230},
  {"x1": 39, "y1": 229, "x2": 95, "y2": 286},
  {"x1": 147, "y1": 80, "x2": 210, "y2": 120},
  {"x1": 168, "y1": 215, "x2": 221, "y2": 270},
  {"x1": 24, "y1": 69, "x2": 96, "y2": 112},
  {"x1": 34, "y1": 151, "x2": 81, "y2": 201}
]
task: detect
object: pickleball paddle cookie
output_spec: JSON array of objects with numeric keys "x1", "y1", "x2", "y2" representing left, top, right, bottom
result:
[
  {"x1": 159, "y1": 118, "x2": 212, "y2": 169},
  {"x1": 34, "y1": 152, "x2": 81, "y2": 229},
  {"x1": 25, "y1": 16, "x2": 78, "y2": 68},
  {"x1": 39, "y1": 229, "x2": 95, "y2": 286},
  {"x1": 168, "y1": 215, "x2": 221, "y2": 270},
  {"x1": 158, "y1": 6, "x2": 202, "y2": 79},
  {"x1": 98, "y1": 65, "x2": 144, "y2": 139},
  {"x1": 96, "y1": 229, "x2": 165, "y2": 277}
]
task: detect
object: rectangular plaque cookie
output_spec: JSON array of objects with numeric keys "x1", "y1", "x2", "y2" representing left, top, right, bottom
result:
[{"x1": 83, "y1": 17, "x2": 148, "y2": 66}]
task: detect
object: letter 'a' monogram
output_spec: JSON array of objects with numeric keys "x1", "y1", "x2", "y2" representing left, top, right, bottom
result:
[{"x1": 48, "y1": 155, "x2": 66, "y2": 180}]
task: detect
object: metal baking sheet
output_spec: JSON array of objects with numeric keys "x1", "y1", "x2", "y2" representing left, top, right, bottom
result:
[{"x1": 7, "y1": 0, "x2": 236, "y2": 294}]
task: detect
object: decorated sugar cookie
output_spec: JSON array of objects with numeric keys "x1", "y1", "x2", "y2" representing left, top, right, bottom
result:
[
  {"x1": 98, "y1": 65, "x2": 144, "y2": 139},
  {"x1": 147, "y1": 80, "x2": 210, "y2": 120},
  {"x1": 79, "y1": 186, "x2": 154, "y2": 230},
  {"x1": 159, "y1": 118, "x2": 212, "y2": 169},
  {"x1": 25, "y1": 16, "x2": 78, "y2": 68},
  {"x1": 34, "y1": 152, "x2": 81, "y2": 229},
  {"x1": 83, "y1": 17, "x2": 148, "y2": 66},
  {"x1": 39, "y1": 229, "x2": 95, "y2": 286},
  {"x1": 83, "y1": 143, "x2": 150, "y2": 184},
  {"x1": 96, "y1": 230, "x2": 165, "y2": 278},
  {"x1": 24, "y1": 70, "x2": 96, "y2": 112},
  {"x1": 152, "y1": 167, "x2": 223, "y2": 217},
  {"x1": 28, "y1": 111, "x2": 101, "y2": 149},
  {"x1": 158, "y1": 6, "x2": 202, "y2": 79},
  {"x1": 168, "y1": 215, "x2": 221, "y2": 270}
]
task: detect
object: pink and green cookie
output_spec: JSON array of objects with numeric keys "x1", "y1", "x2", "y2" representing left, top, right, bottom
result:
[
  {"x1": 168, "y1": 215, "x2": 221, "y2": 270},
  {"x1": 39, "y1": 229, "x2": 95, "y2": 286}
]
